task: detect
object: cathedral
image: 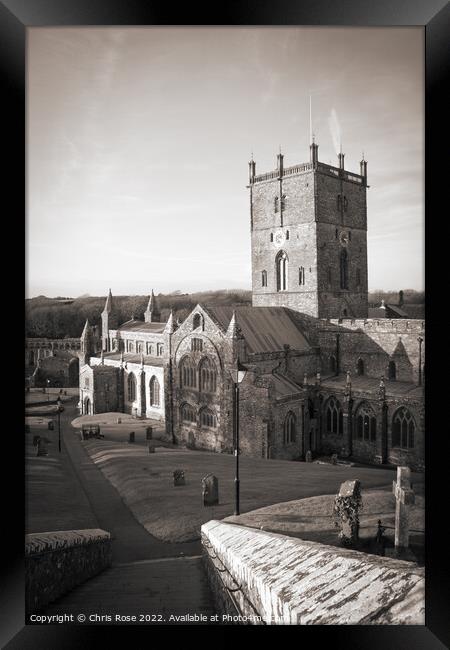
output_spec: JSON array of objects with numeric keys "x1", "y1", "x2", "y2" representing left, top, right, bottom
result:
[{"x1": 79, "y1": 142, "x2": 425, "y2": 470}]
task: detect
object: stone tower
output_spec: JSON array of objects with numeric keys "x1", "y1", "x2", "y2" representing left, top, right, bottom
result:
[
  {"x1": 249, "y1": 143, "x2": 369, "y2": 319},
  {"x1": 144, "y1": 289, "x2": 161, "y2": 323},
  {"x1": 101, "y1": 289, "x2": 118, "y2": 351}
]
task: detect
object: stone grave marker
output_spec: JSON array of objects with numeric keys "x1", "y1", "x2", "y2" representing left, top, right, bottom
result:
[
  {"x1": 173, "y1": 469, "x2": 185, "y2": 486},
  {"x1": 392, "y1": 466, "x2": 415, "y2": 551},
  {"x1": 305, "y1": 450, "x2": 312, "y2": 463},
  {"x1": 117, "y1": 417, "x2": 122, "y2": 424},
  {"x1": 37, "y1": 438, "x2": 49, "y2": 457},
  {"x1": 148, "y1": 445, "x2": 155, "y2": 453},
  {"x1": 202, "y1": 473, "x2": 219, "y2": 506},
  {"x1": 333, "y1": 479, "x2": 362, "y2": 546},
  {"x1": 129, "y1": 431, "x2": 135, "y2": 443},
  {"x1": 146, "y1": 426, "x2": 153, "y2": 440},
  {"x1": 331, "y1": 453, "x2": 338, "y2": 465}
]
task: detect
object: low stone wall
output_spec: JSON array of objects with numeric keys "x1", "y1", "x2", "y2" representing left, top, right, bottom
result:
[
  {"x1": 25, "y1": 529, "x2": 112, "y2": 614},
  {"x1": 201, "y1": 521, "x2": 424, "y2": 625}
]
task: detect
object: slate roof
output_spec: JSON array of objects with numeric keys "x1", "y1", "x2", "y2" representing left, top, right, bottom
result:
[
  {"x1": 203, "y1": 305, "x2": 312, "y2": 354},
  {"x1": 268, "y1": 372, "x2": 303, "y2": 398},
  {"x1": 116, "y1": 319, "x2": 166, "y2": 333}
]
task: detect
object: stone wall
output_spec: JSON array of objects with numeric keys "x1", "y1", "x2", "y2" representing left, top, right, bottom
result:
[
  {"x1": 202, "y1": 521, "x2": 424, "y2": 625},
  {"x1": 25, "y1": 529, "x2": 112, "y2": 615}
]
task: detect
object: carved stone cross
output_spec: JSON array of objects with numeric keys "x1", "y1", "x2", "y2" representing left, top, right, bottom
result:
[{"x1": 392, "y1": 466, "x2": 415, "y2": 550}]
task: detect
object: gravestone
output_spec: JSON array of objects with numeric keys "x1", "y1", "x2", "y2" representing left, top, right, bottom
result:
[
  {"x1": 37, "y1": 438, "x2": 48, "y2": 457},
  {"x1": 129, "y1": 431, "x2": 135, "y2": 443},
  {"x1": 392, "y1": 466, "x2": 415, "y2": 551},
  {"x1": 331, "y1": 453, "x2": 338, "y2": 465},
  {"x1": 117, "y1": 417, "x2": 121, "y2": 424},
  {"x1": 202, "y1": 473, "x2": 219, "y2": 506},
  {"x1": 305, "y1": 450, "x2": 312, "y2": 463},
  {"x1": 48, "y1": 421, "x2": 54, "y2": 431},
  {"x1": 146, "y1": 426, "x2": 153, "y2": 440},
  {"x1": 334, "y1": 479, "x2": 362, "y2": 546},
  {"x1": 148, "y1": 445, "x2": 155, "y2": 453},
  {"x1": 173, "y1": 469, "x2": 185, "y2": 486}
]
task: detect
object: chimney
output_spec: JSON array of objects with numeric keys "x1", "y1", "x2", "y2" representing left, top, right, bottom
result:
[
  {"x1": 338, "y1": 151, "x2": 345, "y2": 170},
  {"x1": 398, "y1": 290, "x2": 404, "y2": 307}
]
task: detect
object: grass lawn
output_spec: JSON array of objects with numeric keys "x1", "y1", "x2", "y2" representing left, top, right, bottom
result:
[{"x1": 82, "y1": 434, "x2": 424, "y2": 545}]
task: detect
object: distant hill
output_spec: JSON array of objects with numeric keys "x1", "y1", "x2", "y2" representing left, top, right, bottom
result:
[
  {"x1": 25, "y1": 289, "x2": 252, "y2": 339},
  {"x1": 26, "y1": 288, "x2": 424, "y2": 339}
]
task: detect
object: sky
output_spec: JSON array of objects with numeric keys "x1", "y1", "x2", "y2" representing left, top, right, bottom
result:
[{"x1": 27, "y1": 27, "x2": 424, "y2": 297}]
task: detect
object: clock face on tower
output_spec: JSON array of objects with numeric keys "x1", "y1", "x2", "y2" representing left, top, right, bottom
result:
[
  {"x1": 339, "y1": 231, "x2": 349, "y2": 246},
  {"x1": 274, "y1": 230, "x2": 285, "y2": 246}
]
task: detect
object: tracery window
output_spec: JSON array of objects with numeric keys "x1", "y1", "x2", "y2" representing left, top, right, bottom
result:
[
  {"x1": 127, "y1": 373, "x2": 136, "y2": 402},
  {"x1": 191, "y1": 338, "x2": 203, "y2": 352},
  {"x1": 181, "y1": 403, "x2": 196, "y2": 424},
  {"x1": 355, "y1": 402, "x2": 377, "y2": 442},
  {"x1": 199, "y1": 357, "x2": 217, "y2": 393},
  {"x1": 392, "y1": 407, "x2": 415, "y2": 449},
  {"x1": 283, "y1": 412, "x2": 296, "y2": 445},
  {"x1": 200, "y1": 408, "x2": 217, "y2": 429},
  {"x1": 180, "y1": 356, "x2": 197, "y2": 388},
  {"x1": 325, "y1": 397, "x2": 343, "y2": 435},
  {"x1": 276, "y1": 250, "x2": 288, "y2": 292},
  {"x1": 149, "y1": 376, "x2": 160, "y2": 406}
]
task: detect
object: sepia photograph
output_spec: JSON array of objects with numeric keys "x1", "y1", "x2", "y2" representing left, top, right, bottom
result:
[{"x1": 11, "y1": 8, "x2": 445, "y2": 638}]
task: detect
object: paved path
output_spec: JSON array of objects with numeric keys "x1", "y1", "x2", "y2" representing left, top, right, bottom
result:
[{"x1": 36, "y1": 400, "x2": 215, "y2": 623}]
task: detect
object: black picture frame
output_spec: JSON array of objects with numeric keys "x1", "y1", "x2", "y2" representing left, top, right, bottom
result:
[{"x1": 4, "y1": 1, "x2": 449, "y2": 647}]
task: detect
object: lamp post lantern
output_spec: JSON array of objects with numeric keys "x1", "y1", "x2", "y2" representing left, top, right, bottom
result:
[
  {"x1": 230, "y1": 365, "x2": 247, "y2": 516},
  {"x1": 56, "y1": 395, "x2": 64, "y2": 453}
]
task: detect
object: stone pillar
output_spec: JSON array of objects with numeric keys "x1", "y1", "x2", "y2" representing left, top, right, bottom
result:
[
  {"x1": 139, "y1": 369, "x2": 146, "y2": 418},
  {"x1": 392, "y1": 466, "x2": 415, "y2": 551},
  {"x1": 375, "y1": 377, "x2": 387, "y2": 464}
]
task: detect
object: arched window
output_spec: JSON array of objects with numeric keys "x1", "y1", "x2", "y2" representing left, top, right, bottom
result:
[
  {"x1": 262, "y1": 270, "x2": 267, "y2": 287},
  {"x1": 285, "y1": 229, "x2": 289, "y2": 240},
  {"x1": 392, "y1": 407, "x2": 415, "y2": 449},
  {"x1": 199, "y1": 357, "x2": 217, "y2": 393},
  {"x1": 357, "y1": 358, "x2": 364, "y2": 376},
  {"x1": 274, "y1": 196, "x2": 279, "y2": 213},
  {"x1": 340, "y1": 249, "x2": 349, "y2": 289},
  {"x1": 180, "y1": 356, "x2": 197, "y2": 389},
  {"x1": 200, "y1": 408, "x2": 217, "y2": 429},
  {"x1": 325, "y1": 397, "x2": 343, "y2": 435},
  {"x1": 329, "y1": 356, "x2": 337, "y2": 373},
  {"x1": 270, "y1": 233, "x2": 274, "y2": 242},
  {"x1": 149, "y1": 376, "x2": 160, "y2": 406},
  {"x1": 181, "y1": 403, "x2": 196, "y2": 424},
  {"x1": 298, "y1": 266, "x2": 305, "y2": 285},
  {"x1": 281, "y1": 194, "x2": 286, "y2": 211},
  {"x1": 283, "y1": 412, "x2": 296, "y2": 445},
  {"x1": 355, "y1": 402, "x2": 377, "y2": 442},
  {"x1": 146, "y1": 342, "x2": 153, "y2": 355},
  {"x1": 193, "y1": 313, "x2": 203, "y2": 330},
  {"x1": 388, "y1": 360, "x2": 396, "y2": 381},
  {"x1": 136, "y1": 341, "x2": 143, "y2": 354},
  {"x1": 276, "y1": 250, "x2": 288, "y2": 292},
  {"x1": 127, "y1": 373, "x2": 136, "y2": 402}
]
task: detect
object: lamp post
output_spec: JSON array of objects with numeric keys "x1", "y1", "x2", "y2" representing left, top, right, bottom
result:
[
  {"x1": 230, "y1": 365, "x2": 247, "y2": 516},
  {"x1": 56, "y1": 395, "x2": 64, "y2": 453}
]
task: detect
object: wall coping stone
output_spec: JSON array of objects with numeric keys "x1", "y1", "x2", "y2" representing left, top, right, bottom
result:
[
  {"x1": 25, "y1": 529, "x2": 110, "y2": 556},
  {"x1": 202, "y1": 520, "x2": 424, "y2": 625}
]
